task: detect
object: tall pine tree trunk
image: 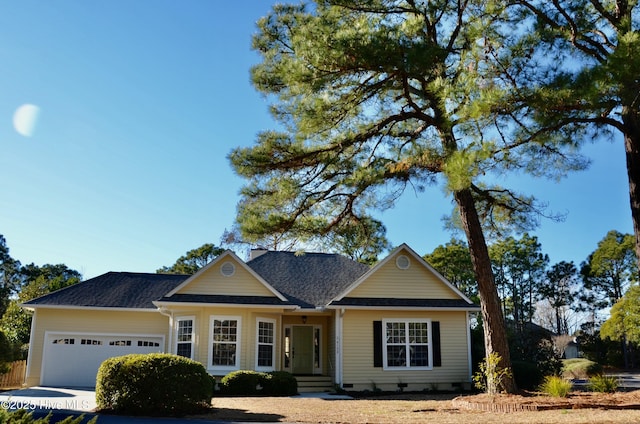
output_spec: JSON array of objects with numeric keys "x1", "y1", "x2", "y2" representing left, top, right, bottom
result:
[
  {"x1": 454, "y1": 188, "x2": 517, "y2": 393},
  {"x1": 623, "y1": 105, "x2": 640, "y2": 268}
]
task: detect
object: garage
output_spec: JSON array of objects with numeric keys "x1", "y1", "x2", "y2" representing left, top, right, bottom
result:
[{"x1": 41, "y1": 333, "x2": 164, "y2": 387}]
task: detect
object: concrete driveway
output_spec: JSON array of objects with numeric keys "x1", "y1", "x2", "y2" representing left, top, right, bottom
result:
[
  {"x1": 0, "y1": 386, "x2": 287, "y2": 423},
  {"x1": 0, "y1": 386, "x2": 96, "y2": 412}
]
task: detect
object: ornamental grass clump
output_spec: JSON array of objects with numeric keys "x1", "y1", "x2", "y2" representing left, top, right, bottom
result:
[
  {"x1": 588, "y1": 375, "x2": 619, "y2": 393},
  {"x1": 539, "y1": 376, "x2": 572, "y2": 398}
]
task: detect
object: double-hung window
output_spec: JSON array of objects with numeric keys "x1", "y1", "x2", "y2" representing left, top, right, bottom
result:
[
  {"x1": 382, "y1": 319, "x2": 431, "y2": 370},
  {"x1": 210, "y1": 316, "x2": 241, "y2": 371},
  {"x1": 176, "y1": 317, "x2": 194, "y2": 359},
  {"x1": 256, "y1": 318, "x2": 276, "y2": 371}
]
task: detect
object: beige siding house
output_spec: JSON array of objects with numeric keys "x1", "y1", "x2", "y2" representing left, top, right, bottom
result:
[{"x1": 23, "y1": 244, "x2": 479, "y2": 392}]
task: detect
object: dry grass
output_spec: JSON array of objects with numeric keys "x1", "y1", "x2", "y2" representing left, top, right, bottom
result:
[{"x1": 196, "y1": 391, "x2": 640, "y2": 424}]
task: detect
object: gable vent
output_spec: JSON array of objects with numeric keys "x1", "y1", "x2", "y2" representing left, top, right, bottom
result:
[
  {"x1": 220, "y1": 261, "x2": 236, "y2": 277},
  {"x1": 396, "y1": 255, "x2": 410, "y2": 270}
]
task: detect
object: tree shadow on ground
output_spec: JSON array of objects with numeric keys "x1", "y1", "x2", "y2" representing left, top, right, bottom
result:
[{"x1": 194, "y1": 407, "x2": 285, "y2": 422}]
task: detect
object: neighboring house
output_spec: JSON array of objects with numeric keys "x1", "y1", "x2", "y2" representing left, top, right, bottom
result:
[
  {"x1": 563, "y1": 339, "x2": 580, "y2": 359},
  {"x1": 23, "y1": 244, "x2": 479, "y2": 391}
]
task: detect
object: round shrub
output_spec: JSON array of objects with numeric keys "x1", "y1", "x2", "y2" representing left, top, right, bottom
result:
[
  {"x1": 511, "y1": 360, "x2": 543, "y2": 390},
  {"x1": 219, "y1": 370, "x2": 265, "y2": 396},
  {"x1": 262, "y1": 371, "x2": 298, "y2": 396},
  {"x1": 96, "y1": 353, "x2": 213, "y2": 416}
]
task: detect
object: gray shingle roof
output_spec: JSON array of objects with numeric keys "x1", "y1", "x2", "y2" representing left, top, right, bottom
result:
[
  {"x1": 246, "y1": 251, "x2": 370, "y2": 308},
  {"x1": 156, "y1": 293, "x2": 295, "y2": 307},
  {"x1": 23, "y1": 251, "x2": 476, "y2": 311},
  {"x1": 329, "y1": 297, "x2": 479, "y2": 309},
  {"x1": 23, "y1": 272, "x2": 188, "y2": 309}
]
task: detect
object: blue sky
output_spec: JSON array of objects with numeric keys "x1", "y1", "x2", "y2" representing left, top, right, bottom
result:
[{"x1": 0, "y1": 1, "x2": 633, "y2": 279}]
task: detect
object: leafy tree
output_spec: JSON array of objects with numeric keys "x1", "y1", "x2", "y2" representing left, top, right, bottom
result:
[
  {"x1": 157, "y1": 243, "x2": 225, "y2": 275},
  {"x1": 538, "y1": 261, "x2": 579, "y2": 335},
  {"x1": 600, "y1": 284, "x2": 640, "y2": 368},
  {"x1": 19, "y1": 263, "x2": 82, "y2": 299},
  {"x1": 229, "y1": 1, "x2": 584, "y2": 393},
  {"x1": 0, "y1": 264, "x2": 81, "y2": 346},
  {"x1": 424, "y1": 239, "x2": 477, "y2": 299},
  {"x1": 489, "y1": 234, "x2": 549, "y2": 330},
  {"x1": 580, "y1": 230, "x2": 637, "y2": 311},
  {"x1": 223, "y1": 218, "x2": 389, "y2": 264},
  {"x1": 509, "y1": 1, "x2": 640, "y2": 263},
  {"x1": 318, "y1": 217, "x2": 390, "y2": 265},
  {"x1": 0, "y1": 235, "x2": 22, "y2": 317}
]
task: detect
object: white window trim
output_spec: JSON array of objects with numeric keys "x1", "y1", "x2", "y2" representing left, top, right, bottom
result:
[
  {"x1": 175, "y1": 316, "x2": 195, "y2": 359},
  {"x1": 255, "y1": 317, "x2": 276, "y2": 372},
  {"x1": 312, "y1": 325, "x2": 322, "y2": 374},
  {"x1": 283, "y1": 325, "x2": 292, "y2": 372},
  {"x1": 208, "y1": 315, "x2": 242, "y2": 372},
  {"x1": 382, "y1": 318, "x2": 433, "y2": 371}
]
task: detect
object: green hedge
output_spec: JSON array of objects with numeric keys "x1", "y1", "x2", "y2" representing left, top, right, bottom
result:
[
  {"x1": 96, "y1": 353, "x2": 213, "y2": 416},
  {"x1": 219, "y1": 370, "x2": 298, "y2": 396}
]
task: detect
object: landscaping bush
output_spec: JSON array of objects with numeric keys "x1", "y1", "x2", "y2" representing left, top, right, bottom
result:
[
  {"x1": 511, "y1": 360, "x2": 544, "y2": 390},
  {"x1": 588, "y1": 375, "x2": 619, "y2": 393},
  {"x1": 219, "y1": 370, "x2": 298, "y2": 396},
  {"x1": 96, "y1": 353, "x2": 213, "y2": 416},
  {"x1": 219, "y1": 370, "x2": 265, "y2": 396},
  {"x1": 507, "y1": 326, "x2": 563, "y2": 378},
  {"x1": 562, "y1": 358, "x2": 603, "y2": 379},
  {"x1": 262, "y1": 371, "x2": 298, "y2": 396},
  {"x1": 0, "y1": 409, "x2": 97, "y2": 423},
  {"x1": 539, "y1": 376, "x2": 572, "y2": 398}
]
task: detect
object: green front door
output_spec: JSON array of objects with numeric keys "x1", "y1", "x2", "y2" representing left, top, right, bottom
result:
[{"x1": 292, "y1": 326, "x2": 314, "y2": 374}]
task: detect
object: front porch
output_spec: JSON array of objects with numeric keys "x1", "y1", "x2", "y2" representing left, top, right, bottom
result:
[{"x1": 281, "y1": 313, "x2": 333, "y2": 378}]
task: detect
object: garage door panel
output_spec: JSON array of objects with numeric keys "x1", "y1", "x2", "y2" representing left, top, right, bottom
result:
[{"x1": 42, "y1": 334, "x2": 164, "y2": 387}]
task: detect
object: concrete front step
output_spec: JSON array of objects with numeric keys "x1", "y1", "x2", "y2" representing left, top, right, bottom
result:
[{"x1": 296, "y1": 375, "x2": 334, "y2": 393}]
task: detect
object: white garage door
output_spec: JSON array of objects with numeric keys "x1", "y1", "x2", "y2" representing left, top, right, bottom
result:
[{"x1": 42, "y1": 333, "x2": 164, "y2": 387}]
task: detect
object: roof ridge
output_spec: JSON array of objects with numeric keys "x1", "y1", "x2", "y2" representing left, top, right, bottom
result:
[{"x1": 106, "y1": 271, "x2": 191, "y2": 277}]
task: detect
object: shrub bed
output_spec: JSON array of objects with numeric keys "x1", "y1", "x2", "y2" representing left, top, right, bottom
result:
[{"x1": 96, "y1": 353, "x2": 213, "y2": 416}]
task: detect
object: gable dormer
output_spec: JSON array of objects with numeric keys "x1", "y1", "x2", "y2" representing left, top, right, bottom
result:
[
  {"x1": 166, "y1": 250, "x2": 286, "y2": 299},
  {"x1": 330, "y1": 244, "x2": 475, "y2": 308}
]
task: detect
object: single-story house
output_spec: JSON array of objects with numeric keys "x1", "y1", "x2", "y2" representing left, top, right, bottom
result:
[{"x1": 23, "y1": 243, "x2": 479, "y2": 392}]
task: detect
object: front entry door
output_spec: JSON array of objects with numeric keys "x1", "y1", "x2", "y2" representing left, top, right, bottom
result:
[{"x1": 292, "y1": 326, "x2": 314, "y2": 374}]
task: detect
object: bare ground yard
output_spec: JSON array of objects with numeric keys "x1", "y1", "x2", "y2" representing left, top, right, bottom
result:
[{"x1": 199, "y1": 391, "x2": 640, "y2": 423}]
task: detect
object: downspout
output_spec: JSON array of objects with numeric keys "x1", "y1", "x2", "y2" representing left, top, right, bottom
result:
[
  {"x1": 335, "y1": 308, "x2": 345, "y2": 388},
  {"x1": 157, "y1": 306, "x2": 174, "y2": 354},
  {"x1": 466, "y1": 311, "x2": 472, "y2": 385}
]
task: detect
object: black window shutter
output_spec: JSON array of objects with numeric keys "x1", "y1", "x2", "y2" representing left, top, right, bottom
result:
[
  {"x1": 432, "y1": 321, "x2": 442, "y2": 367},
  {"x1": 373, "y1": 321, "x2": 382, "y2": 367}
]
